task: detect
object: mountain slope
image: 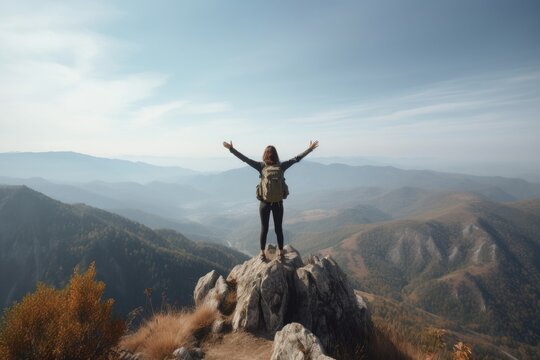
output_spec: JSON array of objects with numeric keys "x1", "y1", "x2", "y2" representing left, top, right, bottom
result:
[
  {"x1": 112, "y1": 208, "x2": 220, "y2": 243},
  {"x1": 0, "y1": 185, "x2": 248, "y2": 316},
  {"x1": 359, "y1": 290, "x2": 539, "y2": 359},
  {"x1": 0, "y1": 176, "x2": 215, "y2": 231},
  {"x1": 302, "y1": 194, "x2": 540, "y2": 345}
]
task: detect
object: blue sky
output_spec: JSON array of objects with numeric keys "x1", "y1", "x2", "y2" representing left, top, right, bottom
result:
[{"x1": 1, "y1": 0, "x2": 539, "y2": 171}]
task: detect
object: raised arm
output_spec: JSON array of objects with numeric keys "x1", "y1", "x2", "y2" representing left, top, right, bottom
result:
[
  {"x1": 223, "y1": 141, "x2": 263, "y2": 172},
  {"x1": 281, "y1": 140, "x2": 319, "y2": 171}
]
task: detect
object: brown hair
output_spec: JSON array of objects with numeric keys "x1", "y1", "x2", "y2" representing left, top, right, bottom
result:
[{"x1": 262, "y1": 145, "x2": 280, "y2": 165}]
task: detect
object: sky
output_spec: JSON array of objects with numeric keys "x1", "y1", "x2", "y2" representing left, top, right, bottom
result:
[{"x1": 1, "y1": 0, "x2": 539, "y2": 173}]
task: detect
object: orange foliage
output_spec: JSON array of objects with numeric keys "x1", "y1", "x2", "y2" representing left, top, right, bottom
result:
[
  {"x1": 120, "y1": 304, "x2": 218, "y2": 359},
  {"x1": 0, "y1": 262, "x2": 125, "y2": 360},
  {"x1": 453, "y1": 342, "x2": 473, "y2": 360}
]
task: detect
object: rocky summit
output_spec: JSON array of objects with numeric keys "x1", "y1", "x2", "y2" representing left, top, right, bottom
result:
[{"x1": 194, "y1": 244, "x2": 372, "y2": 359}]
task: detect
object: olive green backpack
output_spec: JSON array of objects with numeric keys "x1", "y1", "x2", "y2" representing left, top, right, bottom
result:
[{"x1": 256, "y1": 164, "x2": 289, "y2": 202}]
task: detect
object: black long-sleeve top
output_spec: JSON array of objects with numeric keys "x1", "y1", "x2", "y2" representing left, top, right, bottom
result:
[{"x1": 229, "y1": 147, "x2": 313, "y2": 174}]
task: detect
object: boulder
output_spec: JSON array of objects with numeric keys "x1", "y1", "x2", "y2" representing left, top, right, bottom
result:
[
  {"x1": 192, "y1": 347, "x2": 204, "y2": 359},
  {"x1": 211, "y1": 318, "x2": 225, "y2": 334},
  {"x1": 227, "y1": 245, "x2": 301, "y2": 332},
  {"x1": 204, "y1": 275, "x2": 229, "y2": 310},
  {"x1": 117, "y1": 350, "x2": 142, "y2": 360},
  {"x1": 194, "y1": 245, "x2": 371, "y2": 359},
  {"x1": 172, "y1": 347, "x2": 193, "y2": 360},
  {"x1": 294, "y1": 255, "x2": 370, "y2": 357},
  {"x1": 193, "y1": 270, "x2": 220, "y2": 307},
  {"x1": 271, "y1": 322, "x2": 334, "y2": 360}
]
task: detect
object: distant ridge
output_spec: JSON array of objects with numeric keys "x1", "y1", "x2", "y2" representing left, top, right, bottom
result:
[
  {"x1": 184, "y1": 161, "x2": 540, "y2": 203},
  {"x1": 2, "y1": 152, "x2": 540, "y2": 205},
  {"x1": 0, "y1": 151, "x2": 198, "y2": 182}
]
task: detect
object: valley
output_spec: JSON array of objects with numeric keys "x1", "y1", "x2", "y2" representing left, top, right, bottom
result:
[{"x1": 1, "y1": 152, "x2": 539, "y2": 358}]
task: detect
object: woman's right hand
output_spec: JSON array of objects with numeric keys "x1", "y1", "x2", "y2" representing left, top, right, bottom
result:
[{"x1": 223, "y1": 141, "x2": 233, "y2": 150}]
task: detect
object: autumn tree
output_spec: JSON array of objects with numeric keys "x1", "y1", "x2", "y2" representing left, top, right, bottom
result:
[{"x1": 0, "y1": 262, "x2": 125, "y2": 360}]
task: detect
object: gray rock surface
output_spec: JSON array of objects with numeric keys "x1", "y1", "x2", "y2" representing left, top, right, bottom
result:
[
  {"x1": 172, "y1": 347, "x2": 193, "y2": 360},
  {"x1": 193, "y1": 270, "x2": 220, "y2": 307},
  {"x1": 193, "y1": 348, "x2": 204, "y2": 360},
  {"x1": 227, "y1": 246, "x2": 300, "y2": 332},
  {"x1": 211, "y1": 318, "x2": 225, "y2": 334},
  {"x1": 192, "y1": 347, "x2": 204, "y2": 359},
  {"x1": 194, "y1": 245, "x2": 371, "y2": 359},
  {"x1": 271, "y1": 322, "x2": 334, "y2": 360},
  {"x1": 204, "y1": 275, "x2": 229, "y2": 310},
  {"x1": 117, "y1": 350, "x2": 142, "y2": 360},
  {"x1": 294, "y1": 255, "x2": 370, "y2": 357}
]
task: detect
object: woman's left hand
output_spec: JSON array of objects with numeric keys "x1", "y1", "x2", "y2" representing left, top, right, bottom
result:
[{"x1": 309, "y1": 140, "x2": 319, "y2": 150}]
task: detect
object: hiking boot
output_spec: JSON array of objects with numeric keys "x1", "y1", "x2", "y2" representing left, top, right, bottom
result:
[
  {"x1": 259, "y1": 250, "x2": 266, "y2": 261},
  {"x1": 276, "y1": 249, "x2": 284, "y2": 261}
]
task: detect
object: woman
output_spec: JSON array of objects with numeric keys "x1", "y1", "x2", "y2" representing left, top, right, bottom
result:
[{"x1": 223, "y1": 140, "x2": 319, "y2": 260}]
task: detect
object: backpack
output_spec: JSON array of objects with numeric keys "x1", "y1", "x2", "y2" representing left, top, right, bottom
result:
[{"x1": 256, "y1": 164, "x2": 289, "y2": 202}]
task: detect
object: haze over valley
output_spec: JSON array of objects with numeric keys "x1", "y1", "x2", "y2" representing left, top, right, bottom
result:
[{"x1": 1, "y1": 151, "x2": 540, "y2": 357}]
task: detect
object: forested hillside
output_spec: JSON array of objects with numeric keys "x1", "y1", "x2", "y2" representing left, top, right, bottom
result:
[
  {"x1": 0, "y1": 185, "x2": 248, "y2": 316},
  {"x1": 297, "y1": 193, "x2": 540, "y2": 349}
]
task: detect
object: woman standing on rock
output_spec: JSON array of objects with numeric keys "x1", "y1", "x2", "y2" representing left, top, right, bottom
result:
[{"x1": 223, "y1": 140, "x2": 319, "y2": 261}]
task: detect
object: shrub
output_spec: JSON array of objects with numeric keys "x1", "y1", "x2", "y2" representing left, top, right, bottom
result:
[
  {"x1": 0, "y1": 262, "x2": 125, "y2": 360},
  {"x1": 120, "y1": 304, "x2": 219, "y2": 359},
  {"x1": 453, "y1": 342, "x2": 473, "y2": 360}
]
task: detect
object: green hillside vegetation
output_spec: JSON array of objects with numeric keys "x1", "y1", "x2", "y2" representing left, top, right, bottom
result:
[
  {"x1": 2, "y1": 180, "x2": 539, "y2": 358},
  {"x1": 286, "y1": 204, "x2": 391, "y2": 232},
  {"x1": 360, "y1": 290, "x2": 540, "y2": 359},
  {"x1": 223, "y1": 186, "x2": 532, "y2": 256},
  {"x1": 213, "y1": 202, "x2": 392, "y2": 255},
  {"x1": 112, "y1": 208, "x2": 221, "y2": 243},
  {"x1": 0, "y1": 185, "x2": 248, "y2": 317},
  {"x1": 289, "y1": 191, "x2": 486, "y2": 239},
  {"x1": 292, "y1": 193, "x2": 540, "y2": 356},
  {"x1": 288, "y1": 191, "x2": 487, "y2": 256}
]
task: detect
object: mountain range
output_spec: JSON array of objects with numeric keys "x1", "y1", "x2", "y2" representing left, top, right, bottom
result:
[
  {"x1": 0, "y1": 185, "x2": 247, "y2": 317},
  {"x1": 0, "y1": 152, "x2": 197, "y2": 183},
  {"x1": 2, "y1": 152, "x2": 540, "y2": 358},
  {"x1": 3, "y1": 151, "x2": 540, "y2": 250},
  {"x1": 293, "y1": 192, "x2": 540, "y2": 348}
]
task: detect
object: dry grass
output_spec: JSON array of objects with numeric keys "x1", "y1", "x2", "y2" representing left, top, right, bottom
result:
[
  {"x1": 219, "y1": 280, "x2": 237, "y2": 316},
  {"x1": 368, "y1": 323, "x2": 452, "y2": 360},
  {"x1": 120, "y1": 304, "x2": 219, "y2": 360},
  {"x1": 368, "y1": 324, "x2": 416, "y2": 360},
  {"x1": 202, "y1": 331, "x2": 273, "y2": 360}
]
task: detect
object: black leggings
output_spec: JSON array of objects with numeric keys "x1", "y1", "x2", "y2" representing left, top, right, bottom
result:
[{"x1": 259, "y1": 201, "x2": 284, "y2": 250}]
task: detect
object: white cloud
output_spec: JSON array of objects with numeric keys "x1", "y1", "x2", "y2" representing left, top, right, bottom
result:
[
  {"x1": 283, "y1": 70, "x2": 540, "y2": 162},
  {"x1": 131, "y1": 101, "x2": 233, "y2": 127},
  {"x1": 0, "y1": 4, "x2": 158, "y2": 139},
  {"x1": 0, "y1": 2, "x2": 233, "y2": 156},
  {"x1": 0, "y1": 2, "x2": 538, "y2": 165},
  {"x1": 290, "y1": 70, "x2": 540, "y2": 129},
  {"x1": 131, "y1": 101, "x2": 189, "y2": 127},
  {"x1": 183, "y1": 101, "x2": 232, "y2": 114}
]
